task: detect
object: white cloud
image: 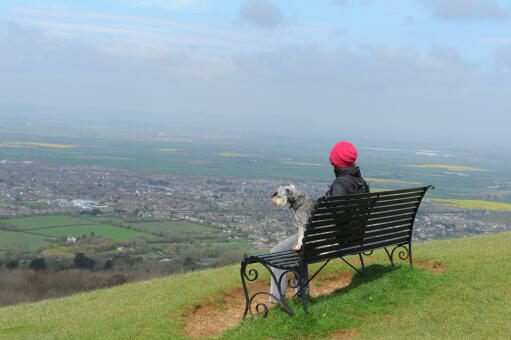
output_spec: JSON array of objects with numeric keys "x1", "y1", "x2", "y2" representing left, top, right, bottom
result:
[{"x1": 423, "y1": 0, "x2": 510, "y2": 21}]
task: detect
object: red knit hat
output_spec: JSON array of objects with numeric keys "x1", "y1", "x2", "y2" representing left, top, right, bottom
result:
[{"x1": 330, "y1": 141, "x2": 358, "y2": 168}]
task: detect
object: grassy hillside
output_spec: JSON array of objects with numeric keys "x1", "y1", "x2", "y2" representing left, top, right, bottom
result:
[{"x1": 1, "y1": 232, "x2": 510, "y2": 339}]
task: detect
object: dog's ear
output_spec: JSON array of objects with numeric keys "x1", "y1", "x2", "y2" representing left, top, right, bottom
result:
[{"x1": 271, "y1": 192, "x2": 277, "y2": 198}]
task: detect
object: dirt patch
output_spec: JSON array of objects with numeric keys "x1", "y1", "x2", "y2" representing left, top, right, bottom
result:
[
  {"x1": 178, "y1": 271, "x2": 355, "y2": 339},
  {"x1": 415, "y1": 261, "x2": 444, "y2": 274},
  {"x1": 327, "y1": 329, "x2": 357, "y2": 339}
]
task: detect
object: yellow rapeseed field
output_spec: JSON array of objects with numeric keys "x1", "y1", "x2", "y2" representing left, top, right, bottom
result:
[
  {"x1": 0, "y1": 142, "x2": 76, "y2": 148},
  {"x1": 365, "y1": 177, "x2": 422, "y2": 185},
  {"x1": 405, "y1": 164, "x2": 493, "y2": 172},
  {"x1": 282, "y1": 161, "x2": 322, "y2": 166},
  {"x1": 212, "y1": 152, "x2": 249, "y2": 157},
  {"x1": 429, "y1": 198, "x2": 511, "y2": 212}
]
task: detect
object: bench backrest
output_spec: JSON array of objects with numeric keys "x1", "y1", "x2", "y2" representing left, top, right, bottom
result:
[{"x1": 301, "y1": 186, "x2": 431, "y2": 264}]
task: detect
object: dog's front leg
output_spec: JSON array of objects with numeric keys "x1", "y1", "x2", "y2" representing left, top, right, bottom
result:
[{"x1": 292, "y1": 226, "x2": 304, "y2": 252}]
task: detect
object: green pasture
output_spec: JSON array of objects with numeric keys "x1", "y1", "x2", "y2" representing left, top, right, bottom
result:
[
  {"x1": 36, "y1": 224, "x2": 155, "y2": 241},
  {"x1": 11, "y1": 201, "x2": 51, "y2": 209},
  {"x1": 0, "y1": 232, "x2": 509, "y2": 339},
  {"x1": 0, "y1": 230, "x2": 47, "y2": 250},
  {"x1": 213, "y1": 241, "x2": 251, "y2": 249},
  {"x1": 1, "y1": 215, "x2": 91, "y2": 230},
  {"x1": 129, "y1": 221, "x2": 220, "y2": 234}
]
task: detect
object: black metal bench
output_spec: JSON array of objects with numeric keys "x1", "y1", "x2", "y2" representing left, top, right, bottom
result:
[{"x1": 240, "y1": 186, "x2": 433, "y2": 317}]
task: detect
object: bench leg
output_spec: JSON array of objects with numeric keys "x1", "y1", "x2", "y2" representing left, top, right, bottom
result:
[
  {"x1": 298, "y1": 265, "x2": 308, "y2": 314},
  {"x1": 384, "y1": 247, "x2": 393, "y2": 266},
  {"x1": 408, "y1": 244, "x2": 413, "y2": 265},
  {"x1": 240, "y1": 259, "x2": 295, "y2": 318},
  {"x1": 358, "y1": 253, "x2": 365, "y2": 269}
]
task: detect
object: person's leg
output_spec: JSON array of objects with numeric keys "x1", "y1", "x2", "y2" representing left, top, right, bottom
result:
[{"x1": 269, "y1": 234, "x2": 298, "y2": 303}]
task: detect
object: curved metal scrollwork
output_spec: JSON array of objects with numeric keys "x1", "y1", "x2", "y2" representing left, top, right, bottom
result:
[
  {"x1": 279, "y1": 270, "x2": 299, "y2": 290},
  {"x1": 240, "y1": 260, "x2": 295, "y2": 318},
  {"x1": 243, "y1": 268, "x2": 259, "y2": 281},
  {"x1": 391, "y1": 245, "x2": 409, "y2": 261},
  {"x1": 385, "y1": 244, "x2": 410, "y2": 266},
  {"x1": 362, "y1": 250, "x2": 373, "y2": 256},
  {"x1": 255, "y1": 303, "x2": 269, "y2": 318}
]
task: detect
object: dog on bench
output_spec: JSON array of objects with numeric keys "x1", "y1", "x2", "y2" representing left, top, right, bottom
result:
[{"x1": 271, "y1": 184, "x2": 316, "y2": 251}]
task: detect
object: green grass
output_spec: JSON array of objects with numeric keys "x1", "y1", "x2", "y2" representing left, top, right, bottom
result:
[
  {"x1": 35, "y1": 224, "x2": 155, "y2": 241},
  {"x1": 129, "y1": 221, "x2": 219, "y2": 233},
  {"x1": 0, "y1": 215, "x2": 91, "y2": 230},
  {"x1": 0, "y1": 232, "x2": 510, "y2": 339},
  {"x1": 0, "y1": 230, "x2": 47, "y2": 249},
  {"x1": 11, "y1": 201, "x2": 51, "y2": 209}
]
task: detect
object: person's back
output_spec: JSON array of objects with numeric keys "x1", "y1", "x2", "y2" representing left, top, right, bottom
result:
[{"x1": 324, "y1": 141, "x2": 369, "y2": 197}]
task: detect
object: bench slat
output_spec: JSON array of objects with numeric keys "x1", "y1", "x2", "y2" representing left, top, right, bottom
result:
[
  {"x1": 370, "y1": 202, "x2": 420, "y2": 214},
  {"x1": 365, "y1": 218, "x2": 414, "y2": 231},
  {"x1": 364, "y1": 225, "x2": 411, "y2": 237},
  {"x1": 319, "y1": 187, "x2": 427, "y2": 204},
  {"x1": 304, "y1": 219, "x2": 413, "y2": 243},
  {"x1": 308, "y1": 204, "x2": 418, "y2": 224},
  {"x1": 316, "y1": 195, "x2": 421, "y2": 213},
  {"x1": 367, "y1": 208, "x2": 417, "y2": 221},
  {"x1": 305, "y1": 237, "x2": 410, "y2": 264},
  {"x1": 304, "y1": 232, "x2": 364, "y2": 250},
  {"x1": 303, "y1": 230, "x2": 409, "y2": 257},
  {"x1": 307, "y1": 213, "x2": 414, "y2": 234}
]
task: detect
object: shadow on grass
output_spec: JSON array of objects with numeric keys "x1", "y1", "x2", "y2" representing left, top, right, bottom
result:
[{"x1": 310, "y1": 264, "x2": 400, "y2": 303}]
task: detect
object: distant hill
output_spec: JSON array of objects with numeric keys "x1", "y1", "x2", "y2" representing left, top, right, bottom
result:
[{"x1": 0, "y1": 232, "x2": 510, "y2": 339}]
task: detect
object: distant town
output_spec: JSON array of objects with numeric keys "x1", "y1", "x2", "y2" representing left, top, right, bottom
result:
[{"x1": 1, "y1": 160, "x2": 510, "y2": 249}]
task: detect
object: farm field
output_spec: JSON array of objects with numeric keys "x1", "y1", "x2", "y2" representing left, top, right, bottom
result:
[
  {"x1": 405, "y1": 164, "x2": 493, "y2": 172},
  {"x1": 1, "y1": 215, "x2": 92, "y2": 229},
  {"x1": 35, "y1": 224, "x2": 154, "y2": 241},
  {"x1": 2, "y1": 120, "x2": 510, "y2": 191},
  {"x1": 428, "y1": 199, "x2": 511, "y2": 212},
  {"x1": 0, "y1": 230, "x2": 46, "y2": 250},
  {"x1": 129, "y1": 221, "x2": 220, "y2": 233}
]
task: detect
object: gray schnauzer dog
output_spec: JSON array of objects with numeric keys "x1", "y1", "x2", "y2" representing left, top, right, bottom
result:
[{"x1": 271, "y1": 184, "x2": 316, "y2": 251}]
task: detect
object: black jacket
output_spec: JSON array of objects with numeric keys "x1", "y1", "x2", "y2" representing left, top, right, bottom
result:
[{"x1": 324, "y1": 166, "x2": 369, "y2": 197}]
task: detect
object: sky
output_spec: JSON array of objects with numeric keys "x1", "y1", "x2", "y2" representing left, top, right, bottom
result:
[{"x1": 1, "y1": 0, "x2": 511, "y2": 144}]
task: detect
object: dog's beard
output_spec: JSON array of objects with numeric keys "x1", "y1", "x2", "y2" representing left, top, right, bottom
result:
[{"x1": 271, "y1": 197, "x2": 287, "y2": 207}]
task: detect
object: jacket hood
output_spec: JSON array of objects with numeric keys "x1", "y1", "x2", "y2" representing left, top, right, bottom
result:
[{"x1": 334, "y1": 166, "x2": 362, "y2": 178}]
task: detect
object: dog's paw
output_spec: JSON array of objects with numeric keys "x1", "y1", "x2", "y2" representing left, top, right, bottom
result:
[{"x1": 292, "y1": 245, "x2": 302, "y2": 252}]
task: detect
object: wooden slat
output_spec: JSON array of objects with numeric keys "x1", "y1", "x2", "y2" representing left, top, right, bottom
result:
[
  {"x1": 370, "y1": 202, "x2": 419, "y2": 214},
  {"x1": 372, "y1": 196, "x2": 421, "y2": 208},
  {"x1": 364, "y1": 225, "x2": 411, "y2": 238},
  {"x1": 376, "y1": 187, "x2": 427, "y2": 196},
  {"x1": 303, "y1": 232, "x2": 364, "y2": 250},
  {"x1": 365, "y1": 218, "x2": 414, "y2": 231},
  {"x1": 315, "y1": 204, "x2": 373, "y2": 214},
  {"x1": 374, "y1": 192, "x2": 424, "y2": 202},
  {"x1": 304, "y1": 238, "x2": 365, "y2": 257},
  {"x1": 306, "y1": 220, "x2": 368, "y2": 234},
  {"x1": 368, "y1": 209, "x2": 416, "y2": 221},
  {"x1": 362, "y1": 230, "x2": 410, "y2": 244},
  {"x1": 321, "y1": 192, "x2": 375, "y2": 203},
  {"x1": 304, "y1": 226, "x2": 366, "y2": 242}
]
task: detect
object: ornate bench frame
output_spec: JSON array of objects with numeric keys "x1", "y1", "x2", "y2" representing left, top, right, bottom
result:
[{"x1": 240, "y1": 186, "x2": 433, "y2": 317}]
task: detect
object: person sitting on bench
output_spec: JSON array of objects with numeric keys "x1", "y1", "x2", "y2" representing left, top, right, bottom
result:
[{"x1": 269, "y1": 140, "x2": 369, "y2": 303}]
